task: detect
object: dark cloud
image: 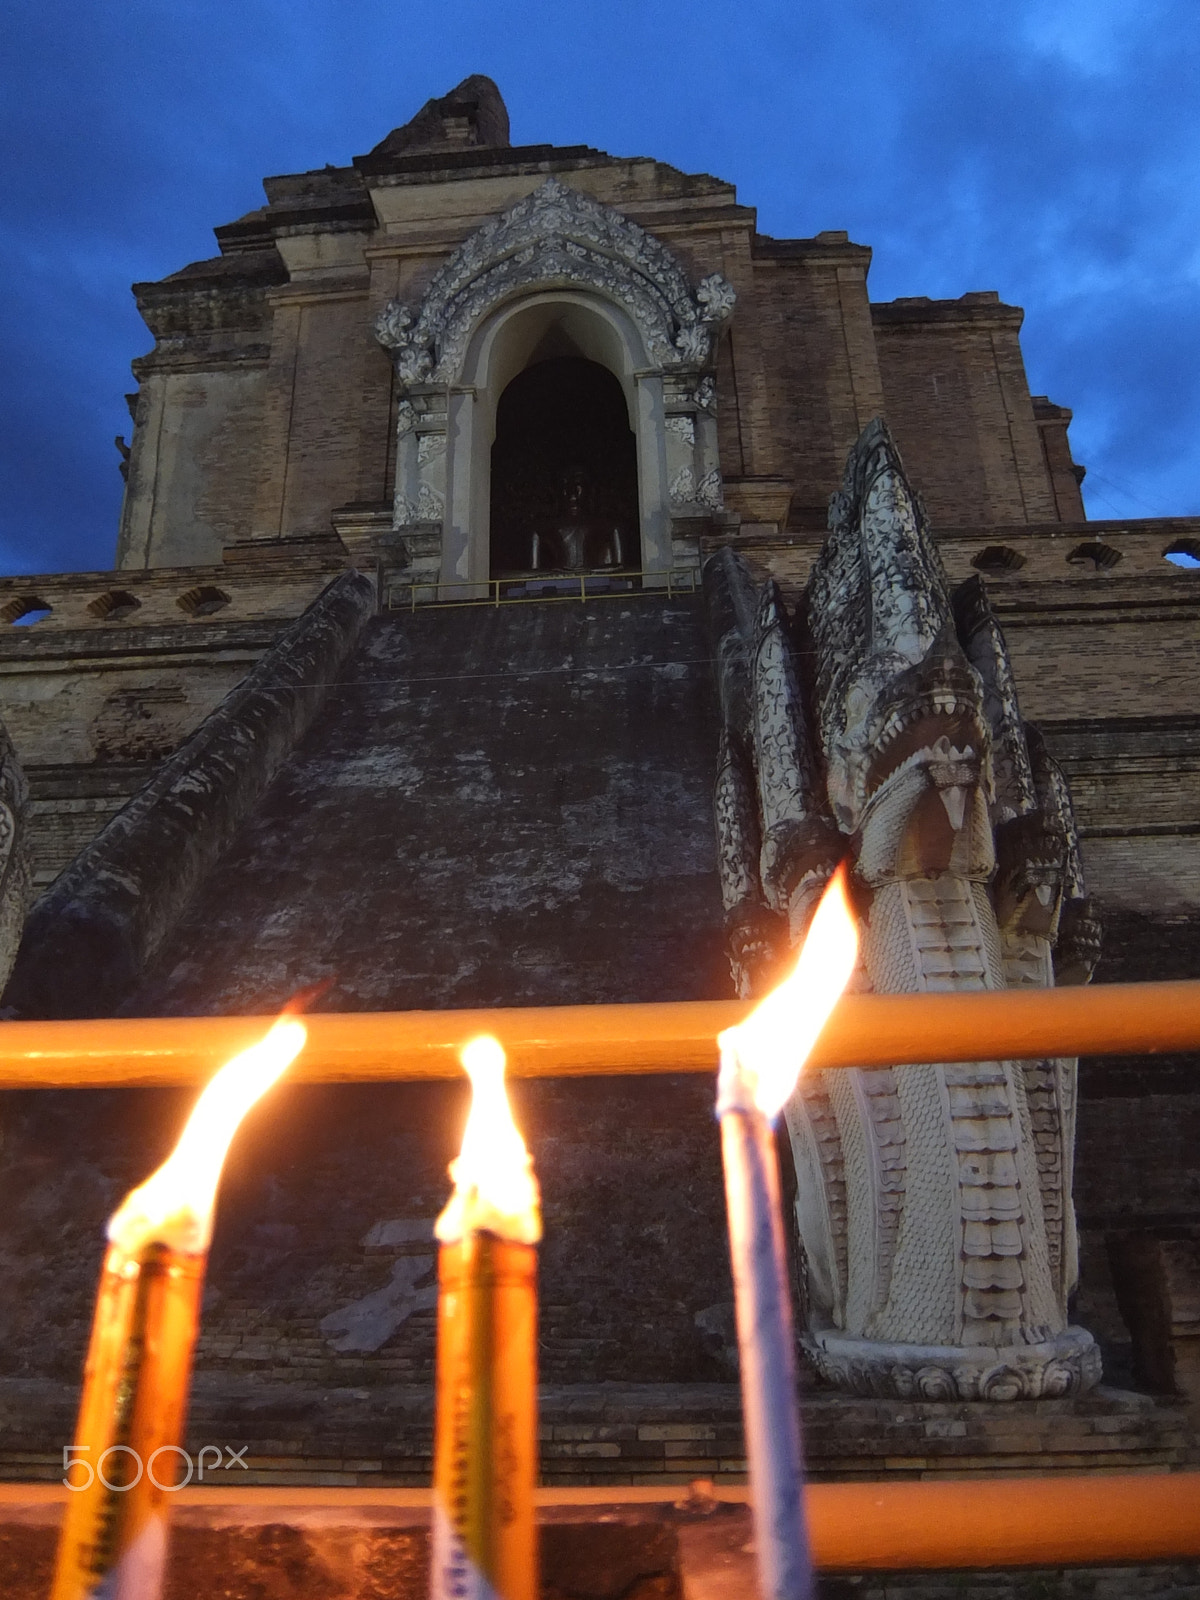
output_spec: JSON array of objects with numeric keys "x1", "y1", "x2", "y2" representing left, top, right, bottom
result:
[{"x1": 3, "y1": 0, "x2": 1196, "y2": 573}]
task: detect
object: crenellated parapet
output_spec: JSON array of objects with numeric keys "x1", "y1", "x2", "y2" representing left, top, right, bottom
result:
[{"x1": 705, "y1": 418, "x2": 1103, "y2": 1400}]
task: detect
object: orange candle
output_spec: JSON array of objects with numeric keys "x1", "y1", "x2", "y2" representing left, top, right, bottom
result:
[
  {"x1": 51, "y1": 1016, "x2": 307, "y2": 1600},
  {"x1": 432, "y1": 1037, "x2": 541, "y2": 1600}
]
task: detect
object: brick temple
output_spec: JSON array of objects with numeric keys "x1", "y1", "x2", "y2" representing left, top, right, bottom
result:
[{"x1": 0, "y1": 74, "x2": 1197, "y2": 1598}]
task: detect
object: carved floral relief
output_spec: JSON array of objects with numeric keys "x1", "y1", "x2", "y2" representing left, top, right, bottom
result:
[
  {"x1": 374, "y1": 178, "x2": 735, "y2": 387},
  {"x1": 374, "y1": 178, "x2": 735, "y2": 538}
]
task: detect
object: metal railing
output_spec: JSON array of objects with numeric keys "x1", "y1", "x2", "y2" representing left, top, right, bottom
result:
[
  {"x1": 1, "y1": 1474, "x2": 1199, "y2": 1567},
  {"x1": 382, "y1": 567, "x2": 699, "y2": 612},
  {"x1": 3, "y1": 979, "x2": 1200, "y2": 1087}
]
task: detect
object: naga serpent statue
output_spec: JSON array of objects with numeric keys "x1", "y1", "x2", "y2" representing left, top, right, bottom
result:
[
  {"x1": 706, "y1": 418, "x2": 1103, "y2": 1401},
  {"x1": 0, "y1": 717, "x2": 30, "y2": 996}
]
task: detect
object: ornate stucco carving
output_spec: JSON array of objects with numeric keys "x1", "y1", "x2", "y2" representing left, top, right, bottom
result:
[
  {"x1": 668, "y1": 427, "x2": 723, "y2": 512},
  {"x1": 696, "y1": 273, "x2": 737, "y2": 325},
  {"x1": 747, "y1": 577, "x2": 840, "y2": 936},
  {"x1": 703, "y1": 419, "x2": 1102, "y2": 1401},
  {"x1": 695, "y1": 468, "x2": 724, "y2": 511},
  {"x1": 0, "y1": 719, "x2": 31, "y2": 996},
  {"x1": 670, "y1": 468, "x2": 722, "y2": 510},
  {"x1": 374, "y1": 177, "x2": 735, "y2": 385},
  {"x1": 376, "y1": 301, "x2": 417, "y2": 363},
  {"x1": 669, "y1": 466, "x2": 697, "y2": 508},
  {"x1": 693, "y1": 376, "x2": 717, "y2": 415},
  {"x1": 396, "y1": 483, "x2": 445, "y2": 526},
  {"x1": 375, "y1": 178, "x2": 734, "y2": 548},
  {"x1": 714, "y1": 726, "x2": 784, "y2": 999}
]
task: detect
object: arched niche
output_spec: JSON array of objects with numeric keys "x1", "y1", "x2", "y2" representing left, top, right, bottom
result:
[
  {"x1": 490, "y1": 357, "x2": 638, "y2": 579},
  {"x1": 375, "y1": 178, "x2": 734, "y2": 595},
  {"x1": 443, "y1": 291, "x2": 671, "y2": 588}
]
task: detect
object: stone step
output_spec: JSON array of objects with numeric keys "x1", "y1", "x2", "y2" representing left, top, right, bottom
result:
[{"x1": 2, "y1": 1381, "x2": 1193, "y2": 1489}]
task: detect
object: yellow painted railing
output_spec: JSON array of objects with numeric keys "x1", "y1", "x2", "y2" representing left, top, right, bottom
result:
[
  {"x1": 3, "y1": 979, "x2": 1199, "y2": 1563},
  {"x1": 2, "y1": 979, "x2": 1197, "y2": 1089},
  {"x1": 384, "y1": 567, "x2": 699, "y2": 610}
]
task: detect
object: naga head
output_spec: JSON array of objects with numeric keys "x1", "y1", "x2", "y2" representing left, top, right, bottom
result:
[
  {"x1": 706, "y1": 417, "x2": 1099, "y2": 997},
  {"x1": 808, "y1": 420, "x2": 993, "y2": 885}
]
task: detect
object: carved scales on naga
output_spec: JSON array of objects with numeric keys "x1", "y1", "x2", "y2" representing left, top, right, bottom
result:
[{"x1": 705, "y1": 419, "x2": 1103, "y2": 1401}]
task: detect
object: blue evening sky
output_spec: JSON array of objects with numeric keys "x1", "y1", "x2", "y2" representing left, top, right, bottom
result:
[{"x1": 2, "y1": 0, "x2": 1197, "y2": 575}]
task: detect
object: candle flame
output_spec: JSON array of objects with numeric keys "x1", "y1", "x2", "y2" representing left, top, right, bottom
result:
[
  {"x1": 108, "y1": 1016, "x2": 307, "y2": 1256},
  {"x1": 718, "y1": 865, "x2": 859, "y2": 1121},
  {"x1": 435, "y1": 1035, "x2": 542, "y2": 1246}
]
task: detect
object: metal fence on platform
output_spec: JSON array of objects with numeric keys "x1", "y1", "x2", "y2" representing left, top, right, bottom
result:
[{"x1": 382, "y1": 567, "x2": 699, "y2": 611}]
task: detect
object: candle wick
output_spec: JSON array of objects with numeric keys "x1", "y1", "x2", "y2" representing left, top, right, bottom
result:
[{"x1": 715, "y1": 1045, "x2": 759, "y2": 1120}]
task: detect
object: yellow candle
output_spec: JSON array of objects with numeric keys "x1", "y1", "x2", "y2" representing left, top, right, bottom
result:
[
  {"x1": 51, "y1": 1016, "x2": 307, "y2": 1600},
  {"x1": 432, "y1": 1036, "x2": 541, "y2": 1600}
]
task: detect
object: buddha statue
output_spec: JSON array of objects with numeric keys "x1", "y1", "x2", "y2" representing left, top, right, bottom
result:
[{"x1": 530, "y1": 466, "x2": 629, "y2": 572}]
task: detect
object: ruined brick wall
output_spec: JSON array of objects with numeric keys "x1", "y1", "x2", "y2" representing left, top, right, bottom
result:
[
  {"x1": 253, "y1": 294, "x2": 377, "y2": 542},
  {"x1": 741, "y1": 240, "x2": 883, "y2": 530},
  {"x1": 872, "y1": 294, "x2": 1059, "y2": 527},
  {"x1": 1034, "y1": 395, "x2": 1087, "y2": 521},
  {"x1": 5, "y1": 571, "x2": 376, "y2": 1019},
  {"x1": 119, "y1": 248, "x2": 284, "y2": 569},
  {"x1": 0, "y1": 557, "x2": 342, "y2": 885},
  {"x1": 115, "y1": 132, "x2": 1077, "y2": 572},
  {"x1": 124, "y1": 368, "x2": 270, "y2": 566},
  {"x1": 1074, "y1": 911, "x2": 1200, "y2": 1395}
]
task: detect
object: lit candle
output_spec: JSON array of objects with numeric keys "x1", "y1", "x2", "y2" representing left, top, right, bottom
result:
[
  {"x1": 432, "y1": 1035, "x2": 541, "y2": 1600},
  {"x1": 716, "y1": 866, "x2": 859, "y2": 1600},
  {"x1": 51, "y1": 1014, "x2": 307, "y2": 1600}
]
